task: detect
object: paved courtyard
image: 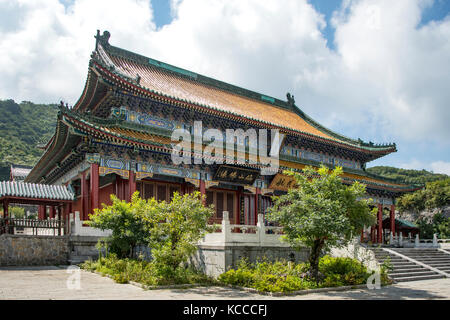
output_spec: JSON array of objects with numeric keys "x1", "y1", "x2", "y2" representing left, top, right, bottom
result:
[{"x1": 0, "y1": 266, "x2": 449, "y2": 300}]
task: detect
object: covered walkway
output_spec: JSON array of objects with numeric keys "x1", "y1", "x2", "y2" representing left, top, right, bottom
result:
[{"x1": 0, "y1": 181, "x2": 74, "y2": 235}]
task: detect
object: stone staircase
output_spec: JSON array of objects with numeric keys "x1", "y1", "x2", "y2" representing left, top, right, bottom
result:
[
  {"x1": 371, "y1": 248, "x2": 446, "y2": 282},
  {"x1": 391, "y1": 248, "x2": 450, "y2": 274},
  {"x1": 68, "y1": 255, "x2": 93, "y2": 265}
]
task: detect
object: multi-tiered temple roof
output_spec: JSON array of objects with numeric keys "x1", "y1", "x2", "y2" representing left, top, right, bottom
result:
[{"x1": 26, "y1": 31, "x2": 418, "y2": 199}]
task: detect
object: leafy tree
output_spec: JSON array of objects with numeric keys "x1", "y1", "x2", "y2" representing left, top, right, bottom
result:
[
  {"x1": 266, "y1": 165, "x2": 375, "y2": 282},
  {"x1": 88, "y1": 191, "x2": 214, "y2": 273},
  {"x1": 416, "y1": 213, "x2": 450, "y2": 239},
  {"x1": 397, "y1": 190, "x2": 426, "y2": 213},
  {"x1": 397, "y1": 178, "x2": 450, "y2": 213},
  {"x1": 88, "y1": 193, "x2": 151, "y2": 258},
  {"x1": 9, "y1": 206, "x2": 25, "y2": 219},
  {"x1": 142, "y1": 191, "x2": 214, "y2": 272}
]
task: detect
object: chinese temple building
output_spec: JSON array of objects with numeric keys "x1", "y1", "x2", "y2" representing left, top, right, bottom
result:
[
  {"x1": 25, "y1": 30, "x2": 419, "y2": 244},
  {"x1": 10, "y1": 164, "x2": 32, "y2": 182}
]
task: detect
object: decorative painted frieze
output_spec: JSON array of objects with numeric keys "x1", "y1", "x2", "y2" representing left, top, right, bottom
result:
[
  {"x1": 185, "y1": 178, "x2": 200, "y2": 187},
  {"x1": 110, "y1": 106, "x2": 185, "y2": 131},
  {"x1": 281, "y1": 146, "x2": 360, "y2": 170},
  {"x1": 99, "y1": 166, "x2": 129, "y2": 179},
  {"x1": 135, "y1": 172, "x2": 153, "y2": 180},
  {"x1": 205, "y1": 180, "x2": 220, "y2": 189}
]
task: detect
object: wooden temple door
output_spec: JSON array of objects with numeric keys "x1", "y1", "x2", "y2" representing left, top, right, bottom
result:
[
  {"x1": 206, "y1": 190, "x2": 236, "y2": 224},
  {"x1": 242, "y1": 194, "x2": 256, "y2": 225}
]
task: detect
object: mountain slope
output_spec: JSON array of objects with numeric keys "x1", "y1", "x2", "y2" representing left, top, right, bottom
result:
[
  {"x1": 366, "y1": 166, "x2": 448, "y2": 185},
  {"x1": 0, "y1": 99, "x2": 58, "y2": 180}
]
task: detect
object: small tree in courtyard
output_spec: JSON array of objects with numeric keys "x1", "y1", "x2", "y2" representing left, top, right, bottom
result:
[
  {"x1": 88, "y1": 193, "x2": 151, "y2": 258},
  {"x1": 142, "y1": 191, "x2": 214, "y2": 273},
  {"x1": 88, "y1": 191, "x2": 214, "y2": 275},
  {"x1": 266, "y1": 165, "x2": 376, "y2": 282}
]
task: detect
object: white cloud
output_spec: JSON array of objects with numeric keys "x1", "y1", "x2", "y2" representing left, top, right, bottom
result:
[
  {"x1": 399, "y1": 159, "x2": 428, "y2": 171},
  {"x1": 399, "y1": 159, "x2": 450, "y2": 176},
  {"x1": 431, "y1": 161, "x2": 450, "y2": 175},
  {"x1": 0, "y1": 0, "x2": 155, "y2": 103},
  {"x1": 0, "y1": 0, "x2": 449, "y2": 155}
]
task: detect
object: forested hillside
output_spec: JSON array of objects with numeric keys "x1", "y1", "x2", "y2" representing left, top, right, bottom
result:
[
  {"x1": 366, "y1": 166, "x2": 448, "y2": 185},
  {"x1": 0, "y1": 99, "x2": 58, "y2": 181}
]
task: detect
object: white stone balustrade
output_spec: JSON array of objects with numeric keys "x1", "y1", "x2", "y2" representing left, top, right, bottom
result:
[
  {"x1": 70, "y1": 211, "x2": 112, "y2": 237},
  {"x1": 199, "y1": 212, "x2": 288, "y2": 247}
]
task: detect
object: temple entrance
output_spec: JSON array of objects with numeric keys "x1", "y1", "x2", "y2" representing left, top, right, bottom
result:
[
  {"x1": 137, "y1": 181, "x2": 181, "y2": 202},
  {"x1": 206, "y1": 189, "x2": 236, "y2": 224},
  {"x1": 242, "y1": 194, "x2": 256, "y2": 225}
]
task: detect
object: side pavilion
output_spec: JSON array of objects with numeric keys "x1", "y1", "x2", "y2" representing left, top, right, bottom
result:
[{"x1": 0, "y1": 181, "x2": 74, "y2": 235}]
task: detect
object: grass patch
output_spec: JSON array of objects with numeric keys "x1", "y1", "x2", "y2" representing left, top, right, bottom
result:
[
  {"x1": 80, "y1": 254, "x2": 216, "y2": 287},
  {"x1": 218, "y1": 256, "x2": 392, "y2": 293}
]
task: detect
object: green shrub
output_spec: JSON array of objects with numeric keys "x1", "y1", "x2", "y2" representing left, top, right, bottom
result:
[
  {"x1": 218, "y1": 256, "x2": 374, "y2": 293},
  {"x1": 80, "y1": 254, "x2": 214, "y2": 287},
  {"x1": 319, "y1": 255, "x2": 370, "y2": 285}
]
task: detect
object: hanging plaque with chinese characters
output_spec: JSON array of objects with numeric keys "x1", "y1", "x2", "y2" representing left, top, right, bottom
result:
[
  {"x1": 268, "y1": 173, "x2": 297, "y2": 191},
  {"x1": 213, "y1": 165, "x2": 259, "y2": 185}
]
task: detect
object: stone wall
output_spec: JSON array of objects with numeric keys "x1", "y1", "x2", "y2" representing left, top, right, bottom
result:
[
  {"x1": 0, "y1": 234, "x2": 69, "y2": 266},
  {"x1": 190, "y1": 244, "x2": 310, "y2": 277},
  {"x1": 69, "y1": 235, "x2": 104, "y2": 259}
]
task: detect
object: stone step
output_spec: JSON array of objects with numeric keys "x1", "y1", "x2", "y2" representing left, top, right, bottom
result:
[
  {"x1": 393, "y1": 252, "x2": 441, "y2": 255},
  {"x1": 426, "y1": 263, "x2": 450, "y2": 268},
  {"x1": 389, "y1": 270, "x2": 438, "y2": 278},
  {"x1": 405, "y1": 255, "x2": 450, "y2": 258},
  {"x1": 392, "y1": 267, "x2": 429, "y2": 273},
  {"x1": 437, "y1": 267, "x2": 450, "y2": 272},
  {"x1": 394, "y1": 249, "x2": 439, "y2": 252},
  {"x1": 426, "y1": 258, "x2": 450, "y2": 261},
  {"x1": 411, "y1": 258, "x2": 450, "y2": 261},
  {"x1": 391, "y1": 274, "x2": 446, "y2": 282},
  {"x1": 68, "y1": 255, "x2": 92, "y2": 265},
  {"x1": 377, "y1": 256, "x2": 405, "y2": 259},
  {"x1": 390, "y1": 262, "x2": 418, "y2": 266},
  {"x1": 412, "y1": 256, "x2": 450, "y2": 260}
]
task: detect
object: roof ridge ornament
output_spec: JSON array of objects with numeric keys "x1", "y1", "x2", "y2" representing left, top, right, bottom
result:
[
  {"x1": 95, "y1": 30, "x2": 111, "y2": 50},
  {"x1": 286, "y1": 92, "x2": 295, "y2": 109}
]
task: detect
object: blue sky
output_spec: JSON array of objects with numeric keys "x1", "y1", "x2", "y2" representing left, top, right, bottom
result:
[
  {"x1": 149, "y1": 0, "x2": 450, "y2": 173},
  {"x1": 151, "y1": 0, "x2": 450, "y2": 49},
  {"x1": 1, "y1": 0, "x2": 449, "y2": 174}
]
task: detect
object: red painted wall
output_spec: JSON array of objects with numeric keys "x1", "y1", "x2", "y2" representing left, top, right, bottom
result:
[
  {"x1": 99, "y1": 184, "x2": 114, "y2": 208},
  {"x1": 72, "y1": 197, "x2": 82, "y2": 215}
]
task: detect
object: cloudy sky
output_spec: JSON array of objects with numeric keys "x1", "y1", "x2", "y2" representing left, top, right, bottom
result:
[{"x1": 0, "y1": 0, "x2": 449, "y2": 174}]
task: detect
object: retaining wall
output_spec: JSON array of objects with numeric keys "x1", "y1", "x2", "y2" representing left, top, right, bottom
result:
[{"x1": 0, "y1": 234, "x2": 69, "y2": 266}]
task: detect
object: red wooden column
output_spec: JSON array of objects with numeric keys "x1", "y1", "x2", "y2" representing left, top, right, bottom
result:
[
  {"x1": 254, "y1": 187, "x2": 261, "y2": 226},
  {"x1": 236, "y1": 187, "x2": 242, "y2": 225},
  {"x1": 377, "y1": 204, "x2": 383, "y2": 244},
  {"x1": 90, "y1": 163, "x2": 99, "y2": 213},
  {"x1": 2, "y1": 201, "x2": 8, "y2": 219},
  {"x1": 49, "y1": 206, "x2": 55, "y2": 219},
  {"x1": 57, "y1": 206, "x2": 62, "y2": 236},
  {"x1": 390, "y1": 205, "x2": 396, "y2": 236},
  {"x1": 3, "y1": 201, "x2": 9, "y2": 233},
  {"x1": 199, "y1": 179, "x2": 206, "y2": 205},
  {"x1": 81, "y1": 171, "x2": 89, "y2": 221},
  {"x1": 38, "y1": 205, "x2": 45, "y2": 220},
  {"x1": 128, "y1": 170, "x2": 136, "y2": 202},
  {"x1": 370, "y1": 226, "x2": 375, "y2": 243}
]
